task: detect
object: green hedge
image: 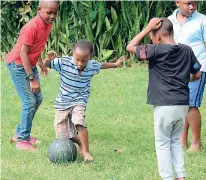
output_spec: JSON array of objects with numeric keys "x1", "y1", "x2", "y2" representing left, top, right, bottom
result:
[{"x1": 1, "y1": 1, "x2": 205, "y2": 61}]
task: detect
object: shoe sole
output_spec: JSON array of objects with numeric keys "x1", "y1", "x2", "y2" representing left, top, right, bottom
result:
[{"x1": 9, "y1": 138, "x2": 41, "y2": 145}]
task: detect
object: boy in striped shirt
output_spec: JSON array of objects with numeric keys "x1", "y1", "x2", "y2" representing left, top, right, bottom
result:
[{"x1": 43, "y1": 40, "x2": 125, "y2": 162}]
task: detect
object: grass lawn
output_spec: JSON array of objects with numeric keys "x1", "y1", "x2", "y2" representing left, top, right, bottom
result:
[{"x1": 1, "y1": 61, "x2": 206, "y2": 180}]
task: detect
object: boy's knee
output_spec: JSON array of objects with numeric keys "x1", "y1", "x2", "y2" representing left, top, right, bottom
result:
[
  {"x1": 23, "y1": 93, "x2": 43, "y2": 108},
  {"x1": 23, "y1": 96, "x2": 36, "y2": 109}
]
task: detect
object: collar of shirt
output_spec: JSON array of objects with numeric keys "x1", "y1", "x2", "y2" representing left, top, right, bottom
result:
[
  {"x1": 171, "y1": 8, "x2": 197, "y2": 22},
  {"x1": 70, "y1": 57, "x2": 93, "y2": 71},
  {"x1": 36, "y1": 14, "x2": 49, "y2": 29}
]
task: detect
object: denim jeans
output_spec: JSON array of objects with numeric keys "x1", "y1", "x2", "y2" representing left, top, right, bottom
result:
[
  {"x1": 154, "y1": 105, "x2": 188, "y2": 180},
  {"x1": 7, "y1": 61, "x2": 42, "y2": 141}
]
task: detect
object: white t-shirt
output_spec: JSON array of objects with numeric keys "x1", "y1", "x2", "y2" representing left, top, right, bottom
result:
[{"x1": 168, "y1": 9, "x2": 206, "y2": 72}]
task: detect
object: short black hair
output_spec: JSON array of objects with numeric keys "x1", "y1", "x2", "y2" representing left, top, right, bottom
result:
[
  {"x1": 39, "y1": 0, "x2": 59, "y2": 7},
  {"x1": 73, "y1": 40, "x2": 93, "y2": 54},
  {"x1": 152, "y1": 17, "x2": 174, "y2": 36}
]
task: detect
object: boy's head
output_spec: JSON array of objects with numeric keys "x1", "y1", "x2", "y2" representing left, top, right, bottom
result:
[
  {"x1": 38, "y1": 0, "x2": 59, "y2": 24},
  {"x1": 176, "y1": 0, "x2": 197, "y2": 17},
  {"x1": 73, "y1": 40, "x2": 93, "y2": 70},
  {"x1": 150, "y1": 18, "x2": 174, "y2": 44}
]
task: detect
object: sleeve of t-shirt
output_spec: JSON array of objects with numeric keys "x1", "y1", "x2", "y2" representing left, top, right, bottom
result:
[
  {"x1": 49, "y1": 57, "x2": 63, "y2": 72},
  {"x1": 21, "y1": 25, "x2": 36, "y2": 46},
  {"x1": 136, "y1": 44, "x2": 155, "y2": 61},
  {"x1": 190, "y1": 50, "x2": 201, "y2": 74},
  {"x1": 91, "y1": 60, "x2": 102, "y2": 74}
]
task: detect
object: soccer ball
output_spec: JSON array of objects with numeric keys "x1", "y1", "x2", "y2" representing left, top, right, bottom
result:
[{"x1": 48, "y1": 139, "x2": 77, "y2": 164}]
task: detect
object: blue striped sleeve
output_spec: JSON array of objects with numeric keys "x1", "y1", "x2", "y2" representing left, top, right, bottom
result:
[
  {"x1": 49, "y1": 57, "x2": 62, "y2": 72},
  {"x1": 91, "y1": 60, "x2": 102, "y2": 74}
]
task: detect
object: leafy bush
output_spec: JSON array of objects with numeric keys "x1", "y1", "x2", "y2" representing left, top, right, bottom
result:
[{"x1": 1, "y1": 0, "x2": 205, "y2": 61}]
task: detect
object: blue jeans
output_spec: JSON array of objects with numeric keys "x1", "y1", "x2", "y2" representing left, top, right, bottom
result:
[{"x1": 7, "y1": 61, "x2": 42, "y2": 141}]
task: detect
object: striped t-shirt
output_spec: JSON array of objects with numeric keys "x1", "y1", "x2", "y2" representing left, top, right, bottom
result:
[{"x1": 49, "y1": 56, "x2": 102, "y2": 110}]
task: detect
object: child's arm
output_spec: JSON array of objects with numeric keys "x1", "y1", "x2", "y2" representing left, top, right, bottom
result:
[
  {"x1": 126, "y1": 18, "x2": 162, "y2": 54},
  {"x1": 43, "y1": 51, "x2": 57, "y2": 68},
  {"x1": 101, "y1": 56, "x2": 126, "y2": 69},
  {"x1": 20, "y1": 44, "x2": 40, "y2": 93},
  {"x1": 190, "y1": 72, "x2": 201, "y2": 82},
  {"x1": 20, "y1": 44, "x2": 33, "y2": 76},
  {"x1": 189, "y1": 49, "x2": 201, "y2": 82},
  {"x1": 38, "y1": 56, "x2": 48, "y2": 76}
]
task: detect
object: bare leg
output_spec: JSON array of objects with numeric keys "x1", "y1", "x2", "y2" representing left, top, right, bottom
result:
[
  {"x1": 180, "y1": 119, "x2": 189, "y2": 148},
  {"x1": 70, "y1": 136, "x2": 83, "y2": 157},
  {"x1": 76, "y1": 125, "x2": 93, "y2": 162},
  {"x1": 186, "y1": 107, "x2": 202, "y2": 152},
  {"x1": 176, "y1": 178, "x2": 185, "y2": 180}
]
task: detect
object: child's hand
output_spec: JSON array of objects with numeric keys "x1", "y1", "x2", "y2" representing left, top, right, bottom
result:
[
  {"x1": 46, "y1": 51, "x2": 57, "y2": 61},
  {"x1": 147, "y1": 18, "x2": 162, "y2": 31},
  {"x1": 38, "y1": 57, "x2": 48, "y2": 77},
  {"x1": 115, "y1": 56, "x2": 126, "y2": 67},
  {"x1": 30, "y1": 78, "x2": 41, "y2": 93}
]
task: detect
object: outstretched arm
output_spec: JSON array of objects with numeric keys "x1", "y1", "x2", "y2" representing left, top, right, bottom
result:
[
  {"x1": 43, "y1": 51, "x2": 57, "y2": 68},
  {"x1": 38, "y1": 56, "x2": 48, "y2": 76},
  {"x1": 126, "y1": 18, "x2": 162, "y2": 54},
  {"x1": 101, "y1": 56, "x2": 126, "y2": 69}
]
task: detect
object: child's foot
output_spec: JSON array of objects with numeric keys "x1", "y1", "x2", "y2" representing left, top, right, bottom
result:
[
  {"x1": 10, "y1": 135, "x2": 40, "y2": 146},
  {"x1": 83, "y1": 152, "x2": 93, "y2": 163},
  {"x1": 187, "y1": 144, "x2": 202, "y2": 152},
  {"x1": 16, "y1": 141, "x2": 37, "y2": 150}
]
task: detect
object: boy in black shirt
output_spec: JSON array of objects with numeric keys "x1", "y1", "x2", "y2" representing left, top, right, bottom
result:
[{"x1": 127, "y1": 18, "x2": 201, "y2": 180}]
